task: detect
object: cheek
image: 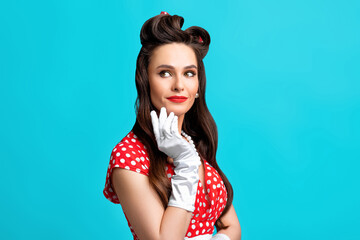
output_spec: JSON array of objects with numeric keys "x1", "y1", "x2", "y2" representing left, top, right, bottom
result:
[
  {"x1": 149, "y1": 80, "x2": 165, "y2": 102},
  {"x1": 190, "y1": 79, "x2": 199, "y2": 95}
]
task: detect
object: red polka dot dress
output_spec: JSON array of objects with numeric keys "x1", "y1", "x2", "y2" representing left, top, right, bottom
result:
[{"x1": 103, "y1": 131, "x2": 228, "y2": 240}]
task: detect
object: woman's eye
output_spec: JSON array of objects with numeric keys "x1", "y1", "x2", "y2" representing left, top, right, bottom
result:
[
  {"x1": 159, "y1": 71, "x2": 171, "y2": 77},
  {"x1": 185, "y1": 71, "x2": 196, "y2": 77}
]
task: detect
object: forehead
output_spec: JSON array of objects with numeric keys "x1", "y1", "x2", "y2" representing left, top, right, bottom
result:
[{"x1": 149, "y1": 43, "x2": 197, "y2": 68}]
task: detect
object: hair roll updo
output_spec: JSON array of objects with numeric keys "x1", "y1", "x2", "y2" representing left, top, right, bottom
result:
[{"x1": 131, "y1": 13, "x2": 233, "y2": 231}]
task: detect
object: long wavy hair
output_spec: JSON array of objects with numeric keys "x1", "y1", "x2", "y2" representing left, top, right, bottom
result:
[{"x1": 131, "y1": 13, "x2": 233, "y2": 231}]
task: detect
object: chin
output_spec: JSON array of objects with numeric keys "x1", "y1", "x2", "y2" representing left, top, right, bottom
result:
[{"x1": 162, "y1": 103, "x2": 192, "y2": 116}]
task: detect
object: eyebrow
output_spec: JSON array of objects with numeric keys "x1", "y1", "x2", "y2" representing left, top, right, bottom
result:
[{"x1": 156, "y1": 64, "x2": 197, "y2": 70}]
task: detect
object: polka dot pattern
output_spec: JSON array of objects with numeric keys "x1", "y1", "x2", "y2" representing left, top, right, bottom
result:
[{"x1": 103, "y1": 131, "x2": 228, "y2": 240}]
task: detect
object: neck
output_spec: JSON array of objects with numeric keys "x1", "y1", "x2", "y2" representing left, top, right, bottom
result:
[{"x1": 177, "y1": 113, "x2": 185, "y2": 136}]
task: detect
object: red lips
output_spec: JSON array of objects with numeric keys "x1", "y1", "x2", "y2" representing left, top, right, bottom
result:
[{"x1": 167, "y1": 95, "x2": 188, "y2": 103}]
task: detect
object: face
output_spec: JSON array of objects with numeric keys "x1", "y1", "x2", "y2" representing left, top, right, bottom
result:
[{"x1": 148, "y1": 43, "x2": 199, "y2": 118}]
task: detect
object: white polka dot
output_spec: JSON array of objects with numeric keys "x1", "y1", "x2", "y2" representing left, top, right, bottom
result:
[
  {"x1": 114, "y1": 164, "x2": 119, "y2": 167},
  {"x1": 199, "y1": 222, "x2": 203, "y2": 227},
  {"x1": 207, "y1": 167, "x2": 211, "y2": 170},
  {"x1": 132, "y1": 151, "x2": 136, "y2": 154},
  {"x1": 213, "y1": 185, "x2": 216, "y2": 189},
  {"x1": 207, "y1": 172, "x2": 212, "y2": 176},
  {"x1": 116, "y1": 152, "x2": 120, "y2": 157},
  {"x1": 167, "y1": 173, "x2": 172, "y2": 178},
  {"x1": 131, "y1": 139, "x2": 136, "y2": 142},
  {"x1": 120, "y1": 159, "x2": 125, "y2": 163},
  {"x1": 200, "y1": 202, "x2": 202, "y2": 207},
  {"x1": 129, "y1": 145, "x2": 133, "y2": 148},
  {"x1": 187, "y1": 232, "x2": 192, "y2": 237},
  {"x1": 217, "y1": 184, "x2": 221, "y2": 188},
  {"x1": 133, "y1": 134, "x2": 137, "y2": 138},
  {"x1": 122, "y1": 147, "x2": 126, "y2": 151},
  {"x1": 202, "y1": 213, "x2": 206, "y2": 218},
  {"x1": 109, "y1": 188, "x2": 113, "y2": 192},
  {"x1": 140, "y1": 157, "x2": 145, "y2": 161},
  {"x1": 136, "y1": 157, "x2": 140, "y2": 162},
  {"x1": 220, "y1": 190, "x2": 223, "y2": 195},
  {"x1": 195, "y1": 214, "x2": 199, "y2": 217},
  {"x1": 136, "y1": 169, "x2": 140, "y2": 173},
  {"x1": 207, "y1": 180, "x2": 211, "y2": 184},
  {"x1": 125, "y1": 166, "x2": 130, "y2": 170},
  {"x1": 112, "y1": 160, "x2": 115, "y2": 164},
  {"x1": 126, "y1": 153, "x2": 131, "y2": 158},
  {"x1": 202, "y1": 229, "x2": 205, "y2": 233},
  {"x1": 196, "y1": 230, "x2": 199, "y2": 235},
  {"x1": 191, "y1": 224, "x2": 195, "y2": 229},
  {"x1": 113, "y1": 148, "x2": 117, "y2": 152},
  {"x1": 110, "y1": 155, "x2": 113, "y2": 160},
  {"x1": 206, "y1": 222, "x2": 209, "y2": 227},
  {"x1": 213, "y1": 177, "x2": 217, "y2": 182},
  {"x1": 191, "y1": 219, "x2": 195, "y2": 223},
  {"x1": 131, "y1": 161, "x2": 136, "y2": 166}
]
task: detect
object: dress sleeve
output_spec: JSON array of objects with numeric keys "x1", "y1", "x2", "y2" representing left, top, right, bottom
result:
[{"x1": 103, "y1": 134, "x2": 150, "y2": 204}]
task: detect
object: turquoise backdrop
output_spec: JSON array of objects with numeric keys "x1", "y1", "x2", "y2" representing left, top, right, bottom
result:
[{"x1": 1, "y1": 0, "x2": 359, "y2": 239}]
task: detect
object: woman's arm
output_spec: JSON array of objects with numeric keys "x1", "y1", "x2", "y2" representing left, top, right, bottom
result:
[
  {"x1": 215, "y1": 204, "x2": 241, "y2": 240},
  {"x1": 111, "y1": 168, "x2": 193, "y2": 240}
]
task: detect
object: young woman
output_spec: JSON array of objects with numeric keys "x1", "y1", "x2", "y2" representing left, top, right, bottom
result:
[{"x1": 103, "y1": 11, "x2": 241, "y2": 240}]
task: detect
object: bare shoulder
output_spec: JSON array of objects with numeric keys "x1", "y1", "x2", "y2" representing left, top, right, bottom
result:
[{"x1": 110, "y1": 167, "x2": 165, "y2": 239}]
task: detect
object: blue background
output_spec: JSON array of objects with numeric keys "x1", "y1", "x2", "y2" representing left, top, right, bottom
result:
[{"x1": 1, "y1": 0, "x2": 359, "y2": 239}]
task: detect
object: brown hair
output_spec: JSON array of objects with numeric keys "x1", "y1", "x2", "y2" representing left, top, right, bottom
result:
[{"x1": 131, "y1": 13, "x2": 233, "y2": 231}]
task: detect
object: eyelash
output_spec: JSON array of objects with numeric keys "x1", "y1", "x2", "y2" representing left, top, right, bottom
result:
[{"x1": 159, "y1": 70, "x2": 196, "y2": 78}]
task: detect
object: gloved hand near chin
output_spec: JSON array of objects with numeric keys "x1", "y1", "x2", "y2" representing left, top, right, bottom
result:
[{"x1": 150, "y1": 107, "x2": 201, "y2": 212}]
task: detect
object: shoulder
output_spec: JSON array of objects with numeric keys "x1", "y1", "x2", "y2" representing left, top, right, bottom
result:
[{"x1": 103, "y1": 130, "x2": 150, "y2": 203}]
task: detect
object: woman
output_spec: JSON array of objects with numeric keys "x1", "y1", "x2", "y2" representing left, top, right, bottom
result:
[{"x1": 103, "y1": 11, "x2": 241, "y2": 240}]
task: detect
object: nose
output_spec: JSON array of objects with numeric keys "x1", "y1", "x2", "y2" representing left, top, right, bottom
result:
[{"x1": 172, "y1": 74, "x2": 185, "y2": 92}]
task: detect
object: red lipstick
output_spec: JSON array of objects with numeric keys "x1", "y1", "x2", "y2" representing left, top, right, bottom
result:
[{"x1": 166, "y1": 95, "x2": 188, "y2": 103}]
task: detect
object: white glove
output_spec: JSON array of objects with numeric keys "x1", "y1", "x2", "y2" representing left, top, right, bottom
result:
[
  {"x1": 211, "y1": 233, "x2": 231, "y2": 240},
  {"x1": 150, "y1": 107, "x2": 201, "y2": 212}
]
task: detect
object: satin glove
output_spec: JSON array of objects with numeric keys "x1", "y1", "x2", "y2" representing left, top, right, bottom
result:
[
  {"x1": 150, "y1": 107, "x2": 201, "y2": 212},
  {"x1": 210, "y1": 233, "x2": 231, "y2": 240}
]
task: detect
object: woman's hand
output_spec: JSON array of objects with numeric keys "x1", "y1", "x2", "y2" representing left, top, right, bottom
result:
[{"x1": 150, "y1": 107, "x2": 198, "y2": 161}]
